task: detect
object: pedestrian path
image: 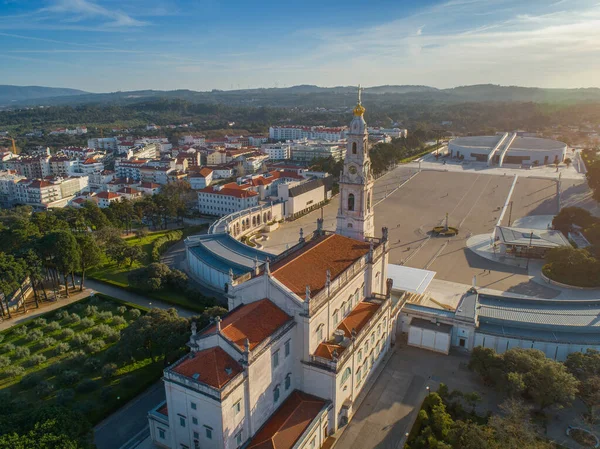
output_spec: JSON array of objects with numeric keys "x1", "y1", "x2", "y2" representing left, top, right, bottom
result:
[{"x1": 0, "y1": 289, "x2": 92, "y2": 332}]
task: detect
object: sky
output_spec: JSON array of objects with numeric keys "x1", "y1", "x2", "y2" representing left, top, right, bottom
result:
[{"x1": 0, "y1": 0, "x2": 599, "y2": 92}]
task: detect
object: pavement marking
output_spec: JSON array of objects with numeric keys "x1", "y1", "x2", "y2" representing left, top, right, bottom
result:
[
  {"x1": 458, "y1": 176, "x2": 494, "y2": 229},
  {"x1": 425, "y1": 240, "x2": 450, "y2": 270},
  {"x1": 374, "y1": 171, "x2": 420, "y2": 208}
]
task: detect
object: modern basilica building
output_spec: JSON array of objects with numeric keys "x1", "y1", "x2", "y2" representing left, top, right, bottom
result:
[{"x1": 148, "y1": 90, "x2": 399, "y2": 449}]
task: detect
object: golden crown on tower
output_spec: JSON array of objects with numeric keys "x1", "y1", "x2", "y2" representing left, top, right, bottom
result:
[{"x1": 353, "y1": 84, "x2": 365, "y2": 116}]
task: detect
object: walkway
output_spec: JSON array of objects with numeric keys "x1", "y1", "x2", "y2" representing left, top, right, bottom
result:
[
  {"x1": 81, "y1": 278, "x2": 197, "y2": 318},
  {"x1": 0, "y1": 288, "x2": 93, "y2": 332}
]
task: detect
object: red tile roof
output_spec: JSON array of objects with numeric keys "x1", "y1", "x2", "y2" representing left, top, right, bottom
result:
[
  {"x1": 314, "y1": 301, "x2": 381, "y2": 360},
  {"x1": 157, "y1": 403, "x2": 168, "y2": 417},
  {"x1": 28, "y1": 180, "x2": 52, "y2": 188},
  {"x1": 171, "y1": 346, "x2": 242, "y2": 389},
  {"x1": 203, "y1": 299, "x2": 291, "y2": 351},
  {"x1": 247, "y1": 390, "x2": 327, "y2": 449},
  {"x1": 96, "y1": 191, "x2": 120, "y2": 199},
  {"x1": 139, "y1": 182, "x2": 160, "y2": 189},
  {"x1": 271, "y1": 234, "x2": 370, "y2": 299},
  {"x1": 199, "y1": 186, "x2": 258, "y2": 199},
  {"x1": 117, "y1": 187, "x2": 141, "y2": 195}
]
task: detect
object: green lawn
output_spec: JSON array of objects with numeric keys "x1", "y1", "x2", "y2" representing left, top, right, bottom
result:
[
  {"x1": 87, "y1": 230, "x2": 208, "y2": 312},
  {"x1": 0, "y1": 294, "x2": 162, "y2": 425}
]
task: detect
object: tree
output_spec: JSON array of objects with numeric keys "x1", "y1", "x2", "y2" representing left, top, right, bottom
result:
[
  {"x1": 552, "y1": 207, "x2": 595, "y2": 234},
  {"x1": 0, "y1": 252, "x2": 26, "y2": 318},
  {"x1": 524, "y1": 358, "x2": 578, "y2": 411},
  {"x1": 566, "y1": 350, "x2": 600, "y2": 420},
  {"x1": 76, "y1": 234, "x2": 102, "y2": 291},
  {"x1": 40, "y1": 231, "x2": 80, "y2": 298},
  {"x1": 123, "y1": 245, "x2": 144, "y2": 268},
  {"x1": 22, "y1": 249, "x2": 45, "y2": 307},
  {"x1": 564, "y1": 157, "x2": 572, "y2": 167},
  {"x1": 104, "y1": 238, "x2": 128, "y2": 267},
  {"x1": 0, "y1": 420, "x2": 81, "y2": 449},
  {"x1": 468, "y1": 347, "x2": 504, "y2": 386},
  {"x1": 118, "y1": 308, "x2": 189, "y2": 363}
]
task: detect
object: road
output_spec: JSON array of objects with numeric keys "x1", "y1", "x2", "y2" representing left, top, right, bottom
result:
[{"x1": 94, "y1": 382, "x2": 165, "y2": 449}]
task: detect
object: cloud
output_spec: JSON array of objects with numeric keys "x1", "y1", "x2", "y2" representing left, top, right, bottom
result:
[{"x1": 0, "y1": 0, "x2": 147, "y2": 31}]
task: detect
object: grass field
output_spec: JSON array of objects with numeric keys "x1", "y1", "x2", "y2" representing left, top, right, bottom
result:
[
  {"x1": 0, "y1": 294, "x2": 162, "y2": 425},
  {"x1": 87, "y1": 229, "x2": 208, "y2": 312}
]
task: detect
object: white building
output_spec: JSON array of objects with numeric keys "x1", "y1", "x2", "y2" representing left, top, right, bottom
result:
[
  {"x1": 0, "y1": 170, "x2": 26, "y2": 207},
  {"x1": 189, "y1": 168, "x2": 214, "y2": 190},
  {"x1": 367, "y1": 127, "x2": 407, "y2": 139},
  {"x1": 88, "y1": 137, "x2": 118, "y2": 151},
  {"x1": 261, "y1": 143, "x2": 291, "y2": 160},
  {"x1": 96, "y1": 191, "x2": 121, "y2": 208},
  {"x1": 179, "y1": 135, "x2": 206, "y2": 146},
  {"x1": 290, "y1": 141, "x2": 346, "y2": 162},
  {"x1": 150, "y1": 90, "x2": 396, "y2": 449},
  {"x1": 269, "y1": 126, "x2": 347, "y2": 142},
  {"x1": 197, "y1": 184, "x2": 259, "y2": 216}
]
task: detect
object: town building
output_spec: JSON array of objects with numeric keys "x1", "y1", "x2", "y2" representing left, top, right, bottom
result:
[
  {"x1": 290, "y1": 141, "x2": 346, "y2": 162},
  {"x1": 189, "y1": 168, "x2": 214, "y2": 190},
  {"x1": 96, "y1": 191, "x2": 121, "y2": 208},
  {"x1": 197, "y1": 184, "x2": 259, "y2": 216},
  {"x1": 269, "y1": 126, "x2": 347, "y2": 142},
  {"x1": 0, "y1": 170, "x2": 26, "y2": 207},
  {"x1": 261, "y1": 143, "x2": 291, "y2": 160}
]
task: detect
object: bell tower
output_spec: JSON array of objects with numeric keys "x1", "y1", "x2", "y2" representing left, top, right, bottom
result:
[{"x1": 336, "y1": 85, "x2": 375, "y2": 240}]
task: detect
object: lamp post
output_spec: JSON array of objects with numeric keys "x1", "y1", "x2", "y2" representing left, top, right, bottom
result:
[{"x1": 426, "y1": 386, "x2": 430, "y2": 396}]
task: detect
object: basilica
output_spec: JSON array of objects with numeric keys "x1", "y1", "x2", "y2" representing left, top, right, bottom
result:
[{"x1": 148, "y1": 89, "x2": 399, "y2": 449}]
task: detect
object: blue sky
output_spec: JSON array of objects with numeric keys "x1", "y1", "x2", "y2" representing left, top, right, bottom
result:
[{"x1": 0, "y1": 0, "x2": 599, "y2": 92}]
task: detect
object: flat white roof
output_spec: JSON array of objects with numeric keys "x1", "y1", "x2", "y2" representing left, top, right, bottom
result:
[{"x1": 387, "y1": 264, "x2": 436, "y2": 294}]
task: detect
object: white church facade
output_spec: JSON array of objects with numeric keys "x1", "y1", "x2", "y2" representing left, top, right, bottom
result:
[{"x1": 148, "y1": 90, "x2": 397, "y2": 449}]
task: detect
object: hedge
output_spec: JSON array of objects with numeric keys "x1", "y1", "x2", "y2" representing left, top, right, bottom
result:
[{"x1": 151, "y1": 230, "x2": 183, "y2": 262}]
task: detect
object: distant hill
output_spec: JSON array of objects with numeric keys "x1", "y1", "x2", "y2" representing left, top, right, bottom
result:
[
  {"x1": 0, "y1": 85, "x2": 88, "y2": 105},
  {"x1": 2, "y1": 83, "x2": 600, "y2": 109}
]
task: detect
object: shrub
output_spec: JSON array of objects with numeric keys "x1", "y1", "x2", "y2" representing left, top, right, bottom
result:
[
  {"x1": 120, "y1": 374, "x2": 138, "y2": 389},
  {"x1": 0, "y1": 355, "x2": 10, "y2": 368},
  {"x1": 25, "y1": 328, "x2": 44, "y2": 342},
  {"x1": 74, "y1": 400, "x2": 95, "y2": 415},
  {"x1": 33, "y1": 317, "x2": 47, "y2": 327},
  {"x1": 1, "y1": 343, "x2": 15, "y2": 354},
  {"x1": 65, "y1": 350, "x2": 86, "y2": 364},
  {"x1": 61, "y1": 328, "x2": 75, "y2": 340},
  {"x1": 80, "y1": 318, "x2": 95, "y2": 328},
  {"x1": 35, "y1": 380, "x2": 54, "y2": 397},
  {"x1": 111, "y1": 316, "x2": 127, "y2": 326},
  {"x1": 86, "y1": 339, "x2": 106, "y2": 353},
  {"x1": 128, "y1": 309, "x2": 141, "y2": 320},
  {"x1": 0, "y1": 334, "x2": 4, "y2": 344},
  {"x1": 45, "y1": 321, "x2": 62, "y2": 332},
  {"x1": 91, "y1": 324, "x2": 112, "y2": 338},
  {"x1": 58, "y1": 370, "x2": 80, "y2": 386},
  {"x1": 116, "y1": 306, "x2": 127, "y2": 315},
  {"x1": 3, "y1": 365, "x2": 25, "y2": 378},
  {"x1": 20, "y1": 372, "x2": 43, "y2": 389},
  {"x1": 100, "y1": 386, "x2": 115, "y2": 401},
  {"x1": 76, "y1": 379, "x2": 98, "y2": 394},
  {"x1": 98, "y1": 311, "x2": 113, "y2": 321},
  {"x1": 54, "y1": 342, "x2": 70, "y2": 355},
  {"x1": 14, "y1": 346, "x2": 30, "y2": 359},
  {"x1": 38, "y1": 337, "x2": 57, "y2": 349},
  {"x1": 55, "y1": 388, "x2": 75, "y2": 405},
  {"x1": 72, "y1": 333, "x2": 92, "y2": 346},
  {"x1": 55, "y1": 310, "x2": 69, "y2": 320},
  {"x1": 27, "y1": 354, "x2": 47, "y2": 366},
  {"x1": 151, "y1": 230, "x2": 183, "y2": 261},
  {"x1": 47, "y1": 363, "x2": 67, "y2": 376},
  {"x1": 106, "y1": 331, "x2": 120, "y2": 344},
  {"x1": 83, "y1": 357, "x2": 102, "y2": 372},
  {"x1": 66, "y1": 313, "x2": 81, "y2": 325},
  {"x1": 83, "y1": 305, "x2": 99, "y2": 317},
  {"x1": 14, "y1": 326, "x2": 27, "y2": 336},
  {"x1": 102, "y1": 363, "x2": 117, "y2": 379}
]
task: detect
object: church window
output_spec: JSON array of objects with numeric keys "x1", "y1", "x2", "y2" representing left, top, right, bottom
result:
[
  {"x1": 348, "y1": 223, "x2": 353, "y2": 228},
  {"x1": 354, "y1": 289, "x2": 360, "y2": 305},
  {"x1": 333, "y1": 309, "x2": 339, "y2": 325},
  {"x1": 317, "y1": 324, "x2": 324, "y2": 341},
  {"x1": 348, "y1": 194, "x2": 355, "y2": 211},
  {"x1": 273, "y1": 385, "x2": 280, "y2": 402},
  {"x1": 367, "y1": 193, "x2": 371, "y2": 211},
  {"x1": 352, "y1": 142, "x2": 357, "y2": 154},
  {"x1": 341, "y1": 367, "x2": 352, "y2": 385},
  {"x1": 341, "y1": 301, "x2": 346, "y2": 316}
]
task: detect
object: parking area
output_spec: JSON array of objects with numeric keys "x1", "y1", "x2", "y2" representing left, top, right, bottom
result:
[{"x1": 334, "y1": 342, "x2": 499, "y2": 449}]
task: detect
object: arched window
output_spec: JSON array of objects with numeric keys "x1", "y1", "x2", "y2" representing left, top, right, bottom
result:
[
  {"x1": 348, "y1": 193, "x2": 355, "y2": 211},
  {"x1": 333, "y1": 309, "x2": 339, "y2": 325},
  {"x1": 263, "y1": 212, "x2": 267, "y2": 223},
  {"x1": 354, "y1": 289, "x2": 360, "y2": 305},
  {"x1": 367, "y1": 193, "x2": 371, "y2": 211},
  {"x1": 285, "y1": 373, "x2": 292, "y2": 390},
  {"x1": 316, "y1": 324, "x2": 324, "y2": 341},
  {"x1": 358, "y1": 350, "x2": 363, "y2": 363},
  {"x1": 352, "y1": 142, "x2": 357, "y2": 154},
  {"x1": 273, "y1": 385, "x2": 280, "y2": 402},
  {"x1": 341, "y1": 302, "x2": 346, "y2": 317},
  {"x1": 347, "y1": 223, "x2": 353, "y2": 228},
  {"x1": 341, "y1": 367, "x2": 352, "y2": 385},
  {"x1": 252, "y1": 216, "x2": 256, "y2": 226}
]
